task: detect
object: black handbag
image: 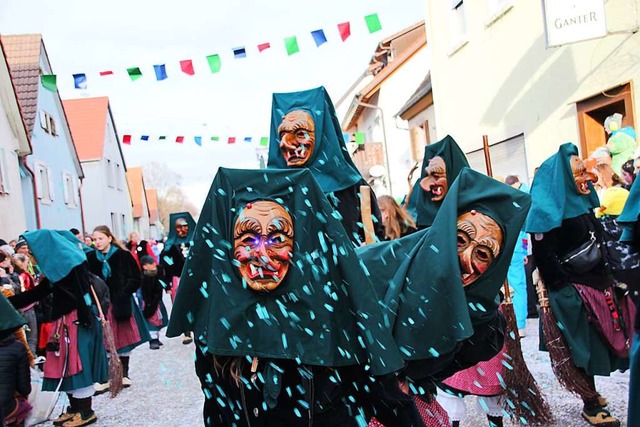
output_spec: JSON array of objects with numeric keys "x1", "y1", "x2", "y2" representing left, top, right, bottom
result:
[{"x1": 560, "y1": 231, "x2": 602, "y2": 274}]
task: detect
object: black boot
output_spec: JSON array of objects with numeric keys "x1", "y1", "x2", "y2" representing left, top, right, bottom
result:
[
  {"x1": 120, "y1": 356, "x2": 131, "y2": 387},
  {"x1": 452, "y1": 422, "x2": 460, "y2": 427},
  {"x1": 487, "y1": 415, "x2": 503, "y2": 427}
]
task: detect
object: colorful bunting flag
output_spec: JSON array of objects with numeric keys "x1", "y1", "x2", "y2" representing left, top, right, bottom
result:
[
  {"x1": 180, "y1": 59, "x2": 195, "y2": 75},
  {"x1": 338, "y1": 22, "x2": 351, "y2": 41},
  {"x1": 206, "y1": 54, "x2": 221, "y2": 73},
  {"x1": 159, "y1": 136, "x2": 166, "y2": 140},
  {"x1": 176, "y1": 136, "x2": 184, "y2": 143},
  {"x1": 355, "y1": 132, "x2": 365, "y2": 144},
  {"x1": 122, "y1": 135, "x2": 132, "y2": 145},
  {"x1": 41, "y1": 75, "x2": 57, "y2": 92},
  {"x1": 233, "y1": 47, "x2": 247, "y2": 59},
  {"x1": 211, "y1": 136, "x2": 219, "y2": 141},
  {"x1": 194, "y1": 136, "x2": 202, "y2": 146},
  {"x1": 311, "y1": 29, "x2": 327, "y2": 47},
  {"x1": 154, "y1": 64, "x2": 168, "y2": 81},
  {"x1": 73, "y1": 73, "x2": 87, "y2": 89},
  {"x1": 99, "y1": 70, "x2": 114, "y2": 76},
  {"x1": 244, "y1": 137, "x2": 252, "y2": 143},
  {"x1": 365, "y1": 13, "x2": 382, "y2": 33},
  {"x1": 284, "y1": 36, "x2": 299, "y2": 56},
  {"x1": 228, "y1": 137, "x2": 236, "y2": 144},
  {"x1": 141, "y1": 135, "x2": 149, "y2": 141},
  {"x1": 260, "y1": 137, "x2": 269, "y2": 147},
  {"x1": 257, "y1": 43, "x2": 271, "y2": 52},
  {"x1": 127, "y1": 67, "x2": 143, "y2": 81}
]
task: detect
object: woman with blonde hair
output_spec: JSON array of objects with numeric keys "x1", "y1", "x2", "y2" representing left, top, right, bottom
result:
[
  {"x1": 378, "y1": 195, "x2": 417, "y2": 240},
  {"x1": 86, "y1": 225, "x2": 149, "y2": 392}
]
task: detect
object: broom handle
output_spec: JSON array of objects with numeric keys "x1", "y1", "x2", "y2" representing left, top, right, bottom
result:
[
  {"x1": 535, "y1": 274, "x2": 550, "y2": 309},
  {"x1": 360, "y1": 185, "x2": 376, "y2": 245},
  {"x1": 502, "y1": 280, "x2": 512, "y2": 304},
  {"x1": 89, "y1": 284, "x2": 106, "y2": 322}
]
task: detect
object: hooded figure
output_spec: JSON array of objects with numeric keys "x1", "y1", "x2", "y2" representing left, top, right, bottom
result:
[
  {"x1": 406, "y1": 135, "x2": 470, "y2": 229},
  {"x1": 167, "y1": 168, "x2": 423, "y2": 426},
  {"x1": 267, "y1": 86, "x2": 385, "y2": 246},
  {"x1": 526, "y1": 143, "x2": 634, "y2": 427},
  {"x1": 8, "y1": 230, "x2": 108, "y2": 427},
  {"x1": 160, "y1": 212, "x2": 196, "y2": 294}
]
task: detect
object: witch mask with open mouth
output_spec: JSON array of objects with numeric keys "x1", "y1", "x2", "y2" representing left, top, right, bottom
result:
[
  {"x1": 456, "y1": 210, "x2": 503, "y2": 286},
  {"x1": 233, "y1": 200, "x2": 294, "y2": 292},
  {"x1": 420, "y1": 156, "x2": 448, "y2": 201},
  {"x1": 278, "y1": 110, "x2": 315, "y2": 166},
  {"x1": 570, "y1": 155, "x2": 597, "y2": 195}
]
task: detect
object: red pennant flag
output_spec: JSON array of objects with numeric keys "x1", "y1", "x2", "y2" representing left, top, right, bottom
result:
[
  {"x1": 176, "y1": 136, "x2": 184, "y2": 143},
  {"x1": 180, "y1": 60, "x2": 195, "y2": 75},
  {"x1": 99, "y1": 71, "x2": 114, "y2": 76},
  {"x1": 122, "y1": 135, "x2": 131, "y2": 145},
  {"x1": 258, "y1": 42, "x2": 271, "y2": 52},
  {"x1": 228, "y1": 137, "x2": 236, "y2": 144},
  {"x1": 338, "y1": 22, "x2": 351, "y2": 41}
]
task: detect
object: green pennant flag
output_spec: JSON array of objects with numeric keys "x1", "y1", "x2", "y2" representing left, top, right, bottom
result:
[
  {"x1": 41, "y1": 74, "x2": 57, "y2": 92},
  {"x1": 284, "y1": 36, "x2": 299, "y2": 56},
  {"x1": 159, "y1": 136, "x2": 166, "y2": 140},
  {"x1": 355, "y1": 131, "x2": 365, "y2": 144},
  {"x1": 127, "y1": 67, "x2": 143, "y2": 81},
  {"x1": 206, "y1": 54, "x2": 221, "y2": 73},
  {"x1": 365, "y1": 13, "x2": 382, "y2": 33},
  {"x1": 211, "y1": 136, "x2": 219, "y2": 142},
  {"x1": 260, "y1": 137, "x2": 269, "y2": 147}
]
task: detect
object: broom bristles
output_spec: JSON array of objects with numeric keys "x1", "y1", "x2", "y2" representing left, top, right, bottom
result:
[
  {"x1": 501, "y1": 302, "x2": 554, "y2": 426},
  {"x1": 102, "y1": 319, "x2": 123, "y2": 398}
]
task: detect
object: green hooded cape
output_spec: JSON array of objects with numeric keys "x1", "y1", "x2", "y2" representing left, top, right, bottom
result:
[
  {"x1": 266, "y1": 86, "x2": 363, "y2": 193},
  {"x1": 357, "y1": 168, "x2": 531, "y2": 361},
  {"x1": 22, "y1": 229, "x2": 87, "y2": 283},
  {"x1": 0, "y1": 293, "x2": 26, "y2": 340},
  {"x1": 406, "y1": 135, "x2": 470, "y2": 227},
  {"x1": 525, "y1": 143, "x2": 599, "y2": 234},
  {"x1": 167, "y1": 167, "x2": 404, "y2": 375},
  {"x1": 164, "y1": 212, "x2": 196, "y2": 248},
  {"x1": 619, "y1": 174, "x2": 640, "y2": 242}
]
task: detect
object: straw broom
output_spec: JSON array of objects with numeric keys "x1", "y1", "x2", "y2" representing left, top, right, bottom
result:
[
  {"x1": 90, "y1": 285, "x2": 123, "y2": 397},
  {"x1": 536, "y1": 278, "x2": 598, "y2": 400},
  {"x1": 500, "y1": 281, "x2": 554, "y2": 425}
]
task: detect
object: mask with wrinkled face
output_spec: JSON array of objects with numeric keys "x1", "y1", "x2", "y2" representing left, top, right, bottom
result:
[
  {"x1": 278, "y1": 110, "x2": 316, "y2": 166},
  {"x1": 233, "y1": 200, "x2": 294, "y2": 292},
  {"x1": 420, "y1": 156, "x2": 447, "y2": 201},
  {"x1": 570, "y1": 155, "x2": 597, "y2": 195},
  {"x1": 175, "y1": 218, "x2": 189, "y2": 239},
  {"x1": 456, "y1": 211, "x2": 503, "y2": 287}
]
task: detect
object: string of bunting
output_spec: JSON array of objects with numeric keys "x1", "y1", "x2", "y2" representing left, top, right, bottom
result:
[
  {"x1": 120, "y1": 131, "x2": 367, "y2": 146},
  {"x1": 39, "y1": 13, "x2": 383, "y2": 92}
]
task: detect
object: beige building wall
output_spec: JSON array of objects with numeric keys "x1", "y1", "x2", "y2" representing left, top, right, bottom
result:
[{"x1": 426, "y1": 0, "x2": 640, "y2": 179}]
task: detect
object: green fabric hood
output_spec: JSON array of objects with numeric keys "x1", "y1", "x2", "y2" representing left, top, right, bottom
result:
[
  {"x1": 525, "y1": 143, "x2": 599, "y2": 234},
  {"x1": 406, "y1": 135, "x2": 470, "y2": 227},
  {"x1": 358, "y1": 168, "x2": 531, "y2": 362},
  {"x1": 266, "y1": 86, "x2": 363, "y2": 193},
  {"x1": 167, "y1": 167, "x2": 404, "y2": 375},
  {"x1": 164, "y1": 212, "x2": 196, "y2": 248},
  {"x1": 0, "y1": 293, "x2": 26, "y2": 340},
  {"x1": 22, "y1": 229, "x2": 86, "y2": 283},
  {"x1": 618, "y1": 174, "x2": 640, "y2": 241}
]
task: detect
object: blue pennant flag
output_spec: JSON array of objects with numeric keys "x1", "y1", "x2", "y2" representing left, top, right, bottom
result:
[
  {"x1": 141, "y1": 135, "x2": 149, "y2": 141},
  {"x1": 244, "y1": 137, "x2": 252, "y2": 143},
  {"x1": 154, "y1": 64, "x2": 168, "y2": 81},
  {"x1": 233, "y1": 47, "x2": 247, "y2": 59},
  {"x1": 73, "y1": 73, "x2": 87, "y2": 89},
  {"x1": 311, "y1": 30, "x2": 327, "y2": 47},
  {"x1": 194, "y1": 136, "x2": 202, "y2": 146}
]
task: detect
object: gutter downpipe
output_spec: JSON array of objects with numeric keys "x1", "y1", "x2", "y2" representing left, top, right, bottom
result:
[
  {"x1": 20, "y1": 156, "x2": 41, "y2": 229},
  {"x1": 78, "y1": 178, "x2": 87, "y2": 234},
  {"x1": 355, "y1": 99, "x2": 393, "y2": 195}
]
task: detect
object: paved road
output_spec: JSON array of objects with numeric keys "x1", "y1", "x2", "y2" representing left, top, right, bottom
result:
[{"x1": 41, "y1": 296, "x2": 630, "y2": 426}]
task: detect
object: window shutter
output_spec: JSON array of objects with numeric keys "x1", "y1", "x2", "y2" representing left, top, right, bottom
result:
[
  {"x1": 47, "y1": 167, "x2": 55, "y2": 201},
  {"x1": 39, "y1": 111, "x2": 48, "y2": 131},
  {"x1": 466, "y1": 134, "x2": 529, "y2": 183},
  {"x1": 0, "y1": 149, "x2": 7, "y2": 194},
  {"x1": 62, "y1": 172, "x2": 70, "y2": 204},
  {"x1": 34, "y1": 163, "x2": 43, "y2": 199}
]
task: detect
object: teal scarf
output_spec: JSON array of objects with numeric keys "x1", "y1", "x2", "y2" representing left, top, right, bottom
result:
[{"x1": 95, "y1": 245, "x2": 118, "y2": 279}]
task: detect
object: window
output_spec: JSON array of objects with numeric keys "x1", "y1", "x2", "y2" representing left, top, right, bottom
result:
[
  {"x1": 450, "y1": 0, "x2": 468, "y2": 47},
  {"x1": 0, "y1": 148, "x2": 9, "y2": 195},
  {"x1": 115, "y1": 163, "x2": 122, "y2": 190},
  {"x1": 466, "y1": 134, "x2": 529, "y2": 184},
  {"x1": 409, "y1": 121, "x2": 431, "y2": 162},
  {"x1": 111, "y1": 213, "x2": 119, "y2": 237},
  {"x1": 62, "y1": 171, "x2": 77, "y2": 207},
  {"x1": 106, "y1": 159, "x2": 114, "y2": 188},
  {"x1": 34, "y1": 161, "x2": 54, "y2": 203},
  {"x1": 486, "y1": 0, "x2": 514, "y2": 26},
  {"x1": 39, "y1": 110, "x2": 57, "y2": 136}
]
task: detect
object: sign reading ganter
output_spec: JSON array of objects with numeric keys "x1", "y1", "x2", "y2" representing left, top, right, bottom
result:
[{"x1": 542, "y1": 0, "x2": 607, "y2": 47}]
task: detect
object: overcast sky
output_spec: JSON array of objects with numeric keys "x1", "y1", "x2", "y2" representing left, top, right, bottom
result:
[{"x1": 0, "y1": 0, "x2": 426, "y2": 206}]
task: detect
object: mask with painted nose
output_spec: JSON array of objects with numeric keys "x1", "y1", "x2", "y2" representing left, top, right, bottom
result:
[{"x1": 456, "y1": 210, "x2": 503, "y2": 286}]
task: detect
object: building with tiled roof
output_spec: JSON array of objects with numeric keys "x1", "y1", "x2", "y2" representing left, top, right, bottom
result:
[
  {"x1": 0, "y1": 37, "x2": 32, "y2": 240},
  {"x1": 1, "y1": 34, "x2": 84, "y2": 231},
  {"x1": 126, "y1": 167, "x2": 151, "y2": 239},
  {"x1": 63, "y1": 97, "x2": 133, "y2": 239},
  {"x1": 145, "y1": 188, "x2": 163, "y2": 240}
]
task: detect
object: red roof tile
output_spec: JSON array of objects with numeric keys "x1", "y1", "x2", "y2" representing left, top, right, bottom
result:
[
  {"x1": 1, "y1": 34, "x2": 42, "y2": 134},
  {"x1": 126, "y1": 167, "x2": 148, "y2": 219},
  {"x1": 63, "y1": 97, "x2": 109, "y2": 161}
]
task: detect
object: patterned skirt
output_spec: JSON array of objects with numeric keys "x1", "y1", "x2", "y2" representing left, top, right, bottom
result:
[{"x1": 106, "y1": 297, "x2": 151, "y2": 354}]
